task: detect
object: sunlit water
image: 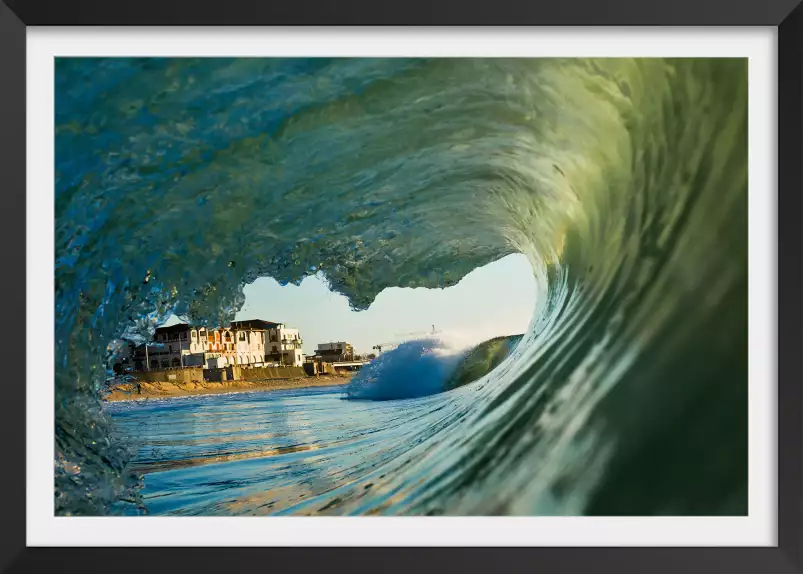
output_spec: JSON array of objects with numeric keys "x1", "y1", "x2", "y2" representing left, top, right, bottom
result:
[{"x1": 107, "y1": 384, "x2": 474, "y2": 515}]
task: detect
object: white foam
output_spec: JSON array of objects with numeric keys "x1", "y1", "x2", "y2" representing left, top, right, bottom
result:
[{"x1": 345, "y1": 337, "x2": 466, "y2": 401}]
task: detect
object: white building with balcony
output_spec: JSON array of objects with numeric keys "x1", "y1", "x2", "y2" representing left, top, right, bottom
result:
[
  {"x1": 315, "y1": 341, "x2": 355, "y2": 362},
  {"x1": 230, "y1": 321, "x2": 267, "y2": 366},
  {"x1": 133, "y1": 319, "x2": 304, "y2": 371},
  {"x1": 150, "y1": 324, "x2": 240, "y2": 369},
  {"x1": 249, "y1": 321, "x2": 304, "y2": 367}
]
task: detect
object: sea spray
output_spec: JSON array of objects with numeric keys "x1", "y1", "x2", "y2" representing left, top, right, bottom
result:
[{"x1": 346, "y1": 338, "x2": 466, "y2": 400}]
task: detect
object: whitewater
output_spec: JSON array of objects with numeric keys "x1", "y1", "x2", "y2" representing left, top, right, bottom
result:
[{"x1": 55, "y1": 58, "x2": 747, "y2": 516}]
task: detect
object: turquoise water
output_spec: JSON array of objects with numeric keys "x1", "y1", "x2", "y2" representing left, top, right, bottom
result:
[{"x1": 56, "y1": 58, "x2": 747, "y2": 516}]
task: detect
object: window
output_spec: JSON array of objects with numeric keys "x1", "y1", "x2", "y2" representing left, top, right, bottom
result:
[
  {"x1": 180, "y1": 332, "x2": 188, "y2": 340},
  {"x1": 272, "y1": 346, "x2": 278, "y2": 352},
  {"x1": 239, "y1": 332, "x2": 246, "y2": 341},
  {"x1": 191, "y1": 330, "x2": 197, "y2": 339}
]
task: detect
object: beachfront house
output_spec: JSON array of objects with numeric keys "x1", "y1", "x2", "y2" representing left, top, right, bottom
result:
[
  {"x1": 250, "y1": 320, "x2": 305, "y2": 367},
  {"x1": 315, "y1": 341, "x2": 355, "y2": 362},
  {"x1": 230, "y1": 319, "x2": 278, "y2": 367},
  {"x1": 127, "y1": 319, "x2": 304, "y2": 371},
  {"x1": 142, "y1": 323, "x2": 203, "y2": 369},
  {"x1": 230, "y1": 319, "x2": 305, "y2": 367}
]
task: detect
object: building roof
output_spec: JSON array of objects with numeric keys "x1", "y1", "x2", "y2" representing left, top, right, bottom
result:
[
  {"x1": 155, "y1": 319, "x2": 284, "y2": 334},
  {"x1": 154, "y1": 323, "x2": 191, "y2": 334},
  {"x1": 230, "y1": 319, "x2": 283, "y2": 330},
  {"x1": 317, "y1": 341, "x2": 352, "y2": 349}
]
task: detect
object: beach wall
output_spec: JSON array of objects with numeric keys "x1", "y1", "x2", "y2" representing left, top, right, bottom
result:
[
  {"x1": 303, "y1": 362, "x2": 337, "y2": 376},
  {"x1": 203, "y1": 365, "x2": 307, "y2": 382},
  {"x1": 238, "y1": 365, "x2": 306, "y2": 380},
  {"x1": 131, "y1": 365, "x2": 307, "y2": 384},
  {"x1": 131, "y1": 367, "x2": 203, "y2": 384}
]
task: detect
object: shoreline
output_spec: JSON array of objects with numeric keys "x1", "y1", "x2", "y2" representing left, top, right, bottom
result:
[{"x1": 104, "y1": 374, "x2": 353, "y2": 402}]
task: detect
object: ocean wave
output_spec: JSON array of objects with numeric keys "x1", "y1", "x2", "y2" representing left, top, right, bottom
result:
[
  {"x1": 345, "y1": 338, "x2": 466, "y2": 401},
  {"x1": 55, "y1": 57, "x2": 747, "y2": 515}
]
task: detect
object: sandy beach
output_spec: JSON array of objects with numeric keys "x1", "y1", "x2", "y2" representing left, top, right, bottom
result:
[{"x1": 104, "y1": 374, "x2": 353, "y2": 402}]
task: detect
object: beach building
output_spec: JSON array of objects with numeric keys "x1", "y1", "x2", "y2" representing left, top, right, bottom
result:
[
  {"x1": 230, "y1": 322, "x2": 267, "y2": 366},
  {"x1": 139, "y1": 323, "x2": 202, "y2": 369},
  {"x1": 138, "y1": 323, "x2": 225, "y2": 369},
  {"x1": 231, "y1": 320, "x2": 305, "y2": 367},
  {"x1": 250, "y1": 320, "x2": 305, "y2": 367},
  {"x1": 200, "y1": 326, "x2": 239, "y2": 367},
  {"x1": 126, "y1": 319, "x2": 303, "y2": 371},
  {"x1": 316, "y1": 341, "x2": 355, "y2": 362}
]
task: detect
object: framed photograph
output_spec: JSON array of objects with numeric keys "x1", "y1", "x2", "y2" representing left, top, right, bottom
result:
[{"x1": 0, "y1": 1, "x2": 799, "y2": 572}]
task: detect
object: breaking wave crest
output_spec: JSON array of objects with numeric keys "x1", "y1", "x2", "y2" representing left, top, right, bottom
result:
[
  {"x1": 346, "y1": 338, "x2": 466, "y2": 401},
  {"x1": 55, "y1": 58, "x2": 747, "y2": 515}
]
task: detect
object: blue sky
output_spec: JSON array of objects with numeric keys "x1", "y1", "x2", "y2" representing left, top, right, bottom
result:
[{"x1": 164, "y1": 253, "x2": 536, "y2": 355}]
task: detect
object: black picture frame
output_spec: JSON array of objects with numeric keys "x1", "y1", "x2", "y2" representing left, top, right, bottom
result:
[{"x1": 0, "y1": 1, "x2": 798, "y2": 572}]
